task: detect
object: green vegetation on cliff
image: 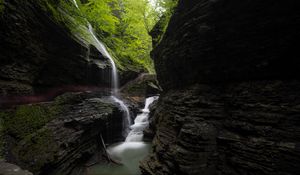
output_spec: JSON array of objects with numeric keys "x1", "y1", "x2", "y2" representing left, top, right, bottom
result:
[
  {"x1": 0, "y1": 114, "x2": 4, "y2": 158},
  {"x1": 33, "y1": 0, "x2": 177, "y2": 73},
  {"x1": 0, "y1": 0, "x2": 4, "y2": 14},
  {"x1": 149, "y1": 0, "x2": 178, "y2": 48},
  {"x1": 81, "y1": 0, "x2": 157, "y2": 72},
  {"x1": 3, "y1": 104, "x2": 61, "y2": 140}
]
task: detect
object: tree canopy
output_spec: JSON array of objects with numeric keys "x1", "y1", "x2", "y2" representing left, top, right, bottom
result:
[{"x1": 38, "y1": 0, "x2": 177, "y2": 73}]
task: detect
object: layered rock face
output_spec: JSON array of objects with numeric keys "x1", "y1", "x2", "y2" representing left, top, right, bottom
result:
[
  {"x1": 141, "y1": 0, "x2": 300, "y2": 175},
  {"x1": 0, "y1": 0, "x2": 114, "y2": 96},
  {"x1": 3, "y1": 92, "x2": 124, "y2": 175},
  {"x1": 153, "y1": 0, "x2": 299, "y2": 90}
]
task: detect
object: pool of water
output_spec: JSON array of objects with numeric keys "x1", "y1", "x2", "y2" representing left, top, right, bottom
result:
[{"x1": 86, "y1": 142, "x2": 151, "y2": 175}]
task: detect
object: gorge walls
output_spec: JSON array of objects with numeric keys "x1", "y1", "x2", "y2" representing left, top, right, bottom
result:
[
  {"x1": 0, "y1": 0, "x2": 115, "y2": 97},
  {"x1": 141, "y1": 0, "x2": 300, "y2": 174}
]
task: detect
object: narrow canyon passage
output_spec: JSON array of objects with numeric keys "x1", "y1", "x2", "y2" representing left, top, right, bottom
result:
[{"x1": 0, "y1": 0, "x2": 299, "y2": 175}]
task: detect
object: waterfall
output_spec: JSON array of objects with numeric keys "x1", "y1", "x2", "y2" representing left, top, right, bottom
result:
[
  {"x1": 88, "y1": 24, "x2": 119, "y2": 95},
  {"x1": 72, "y1": 0, "x2": 79, "y2": 8},
  {"x1": 111, "y1": 96, "x2": 131, "y2": 136},
  {"x1": 71, "y1": 0, "x2": 131, "y2": 136},
  {"x1": 125, "y1": 96, "x2": 159, "y2": 142}
]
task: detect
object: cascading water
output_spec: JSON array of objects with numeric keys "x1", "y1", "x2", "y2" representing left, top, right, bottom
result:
[
  {"x1": 71, "y1": 0, "x2": 131, "y2": 135},
  {"x1": 87, "y1": 25, "x2": 131, "y2": 135},
  {"x1": 125, "y1": 96, "x2": 159, "y2": 142},
  {"x1": 88, "y1": 96, "x2": 159, "y2": 175}
]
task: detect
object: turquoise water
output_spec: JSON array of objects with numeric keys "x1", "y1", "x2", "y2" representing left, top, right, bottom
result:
[{"x1": 86, "y1": 142, "x2": 151, "y2": 175}]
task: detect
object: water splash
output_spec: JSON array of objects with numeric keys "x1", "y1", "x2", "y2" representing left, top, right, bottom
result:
[{"x1": 125, "y1": 96, "x2": 159, "y2": 142}]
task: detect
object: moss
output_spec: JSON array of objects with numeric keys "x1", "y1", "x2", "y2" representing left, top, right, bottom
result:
[
  {"x1": 0, "y1": 113, "x2": 5, "y2": 158},
  {"x1": 0, "y1": 0, "x2": 4, "y2": 14},
  {"x1": 0, "y1": 94, "x2": 73, "y2": 172},
  {"x1": 12, "y1": 128, "x2": 59, "y2": 173},
  {"x1": 3, "y1": 103, "x2": 61, "y2": 140}
]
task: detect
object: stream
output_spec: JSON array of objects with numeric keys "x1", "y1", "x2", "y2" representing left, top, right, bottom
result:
[{"x1": 87, "y1": 96, "x2": 158, "y2": 175}]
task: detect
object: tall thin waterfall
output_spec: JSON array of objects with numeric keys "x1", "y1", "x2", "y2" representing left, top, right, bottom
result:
[
  {"x1": 72, "y1": 0, "x2": 79, "y2": 8},
  {"x1": 71, "y1": 0, "x2": 131, "y2": 136},
  {"x1": 88, "y1": 24, "x2": 119, "y2": 95}
]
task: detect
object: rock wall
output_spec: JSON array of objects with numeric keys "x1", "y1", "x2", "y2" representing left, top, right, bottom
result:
[
  {"x1": 0, "y1": 0, "x2": 139, "y2": 97},
  {"x1": 141, "y1": 0, "x2": 300, "y2": 175},
  {"x1": 153, "y1": 0, "x2": 299, "y2": 90}
]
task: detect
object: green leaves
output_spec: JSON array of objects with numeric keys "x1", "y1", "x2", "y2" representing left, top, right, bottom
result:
[
  {"x1": 82, "y1": 0, "x2": 119, "y2": 35},
  {"x1": 82, "y1": 0, "x2": 159, "y2": 73}
]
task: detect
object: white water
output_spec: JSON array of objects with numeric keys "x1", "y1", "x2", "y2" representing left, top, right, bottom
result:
[
  {"x1": 88, "y1": 96, "x2": 159, "y2": 175},
  {"x1": 72, "y1": 0, "x2": 79, "y2": 8},
  {"x1": 71, "y1": 0, "x2": 131, "y2": 133},
  {"x1": 88, "y1": 26, "x2": 131, "y2": 135},
  {"x1": 88, "y1": 24, "x2": 119, "y2": 95},
  {"x1": 125, "y1": 96, "x2": 159, "y2": 142},
  {"x1": 111, "y1": 96, "x2": 131, "y2": 136}
]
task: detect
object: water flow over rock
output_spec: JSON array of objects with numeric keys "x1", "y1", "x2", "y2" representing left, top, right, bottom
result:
[
  {"x1": 88, "y1": 96, "x2": 159, "y2": 175},
  {"x1": 126, "y1": 96, "x2": 159, "y2": 142},
  {"x1": 71, "y1": 0, "x2": 131, "y2": 135},
  {"x1": 88, "y1": 24, "x2": 119, "y2": 95}
]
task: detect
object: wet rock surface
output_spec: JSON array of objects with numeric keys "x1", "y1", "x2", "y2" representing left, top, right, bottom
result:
[
  {"x1": 121, "y1": 73, "x2": 161, "y2": 108},
  {"x1": 2, "y1": 92, "x2": 124, "y2": 175},
  {"x1": 141, "y1": 0, "x2": 300, "y2": 175},
  {"x1": 0, "y1": 160, "x2": 32, "y2": 175}
]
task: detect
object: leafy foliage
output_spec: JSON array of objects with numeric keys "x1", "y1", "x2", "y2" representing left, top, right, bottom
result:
[
  {"x1": 81, "y1": 0, "x2": 159, "y2": 73},
  {"x1": 35, "y1": 0, "x2": 177, "y2": 73},
  {"x1": 150, "y1": 0, "x2": 178, "y2": 47}
]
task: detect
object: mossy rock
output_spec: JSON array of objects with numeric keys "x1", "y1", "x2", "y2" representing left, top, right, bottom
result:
[
  {"x1": 2, "y1": 103, "x2": 61, "y2": 140},
  {"x1": 121, "y1": 74, "x2": 161, "y2": 97},
  {"x1": 0, "y1": 0, "x2": 4, "y2": 14},
  {"x1": 12, "y1": 128, "x2": 59, "y2": 173},
  {"x1": 0, "y1": 115, "x2": 4, "y2": 158}
]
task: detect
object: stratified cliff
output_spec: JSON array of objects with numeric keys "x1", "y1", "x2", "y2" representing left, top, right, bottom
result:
[
  {"x1": 0, "y1": 0, "x2": 112, "y2": 96},
  {"x1": 141, "y1": 0, "x2": 300, "y2": 175},
  {"x1": 0, "y1": 0, "x2": 140, "y2": 97}
]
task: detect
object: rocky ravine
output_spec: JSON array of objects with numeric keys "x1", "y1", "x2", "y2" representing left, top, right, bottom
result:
[{"x1": 141, "y1": 0, "x2": 300, "y2": 175}]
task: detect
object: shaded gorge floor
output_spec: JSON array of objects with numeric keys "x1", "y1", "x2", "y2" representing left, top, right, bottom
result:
[{"x1": 87, "y1": 142, "x2": 151, "y2": 175}]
